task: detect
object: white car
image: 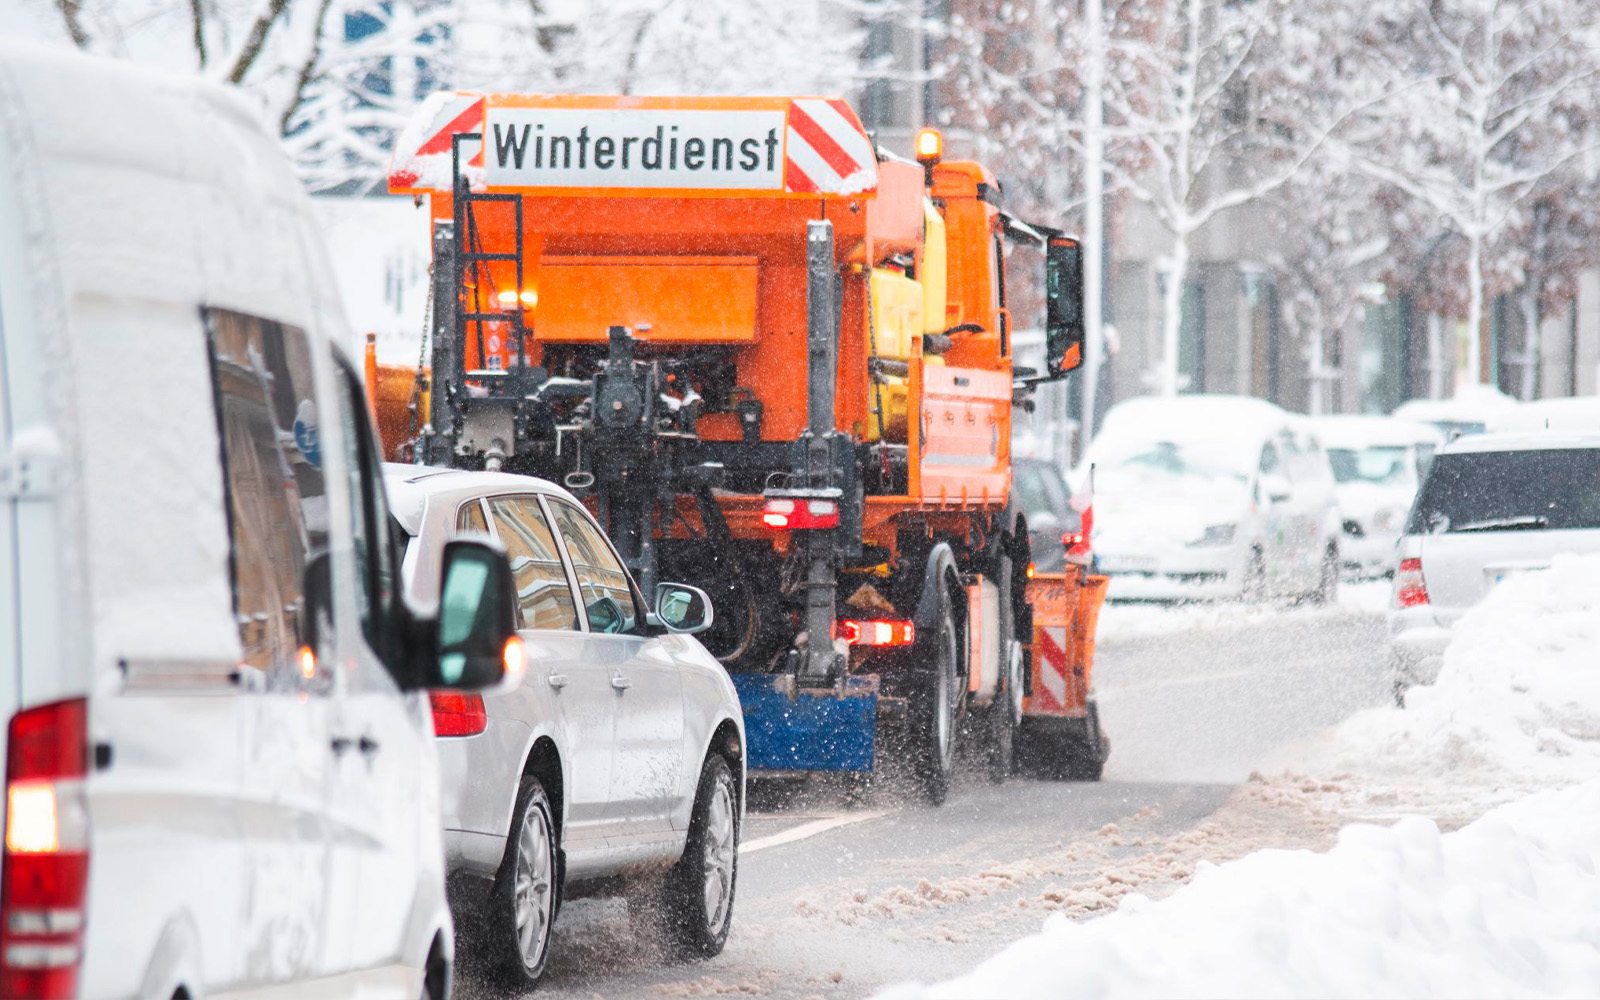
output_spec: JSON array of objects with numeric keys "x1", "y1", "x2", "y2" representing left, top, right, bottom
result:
[
  {"x1": 1084, "y1": 396, "x2": 1342, "y2": 602},
  {"x1": 386, "y1": 466, "x2": 746, "y2": 988},
  {"x1": 1390, "y1": 429, "x2": 1600, "y2": 699},
  {"x1": 0, "y1": 43, "x2": 514, "y2": 999},
  {"x1": 1312, "y1": 416, "x2": 1445, "y2": 578}
]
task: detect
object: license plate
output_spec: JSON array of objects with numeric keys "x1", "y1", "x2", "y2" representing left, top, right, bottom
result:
[{"x1": 1101, "y1": 555, "x2": 1158, "y2": 574}]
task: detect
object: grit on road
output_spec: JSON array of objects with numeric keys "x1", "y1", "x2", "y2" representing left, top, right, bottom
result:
[{"x1": 457, "y1": 591, "x2": 1391, "y2": 1000}]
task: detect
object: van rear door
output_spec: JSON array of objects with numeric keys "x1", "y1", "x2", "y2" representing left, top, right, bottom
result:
[{"x1": 0, "y1": 252, "x2": 16, "y2": 739}]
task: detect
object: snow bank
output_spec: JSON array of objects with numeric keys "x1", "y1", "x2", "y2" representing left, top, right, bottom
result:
[
  {"x1": 876, "y1": 779, "x2": 1600, "y2": 1000},
  {"x1": 1284, "y1": 552, "x2": 1600, "y2": 815}
]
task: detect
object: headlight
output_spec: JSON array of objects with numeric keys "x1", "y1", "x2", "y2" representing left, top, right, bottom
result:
[{"x1": 1188, "y1": 523, "x2": 1237, "y2": 547}]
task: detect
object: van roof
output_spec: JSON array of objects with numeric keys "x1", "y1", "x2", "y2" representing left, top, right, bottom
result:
[{"x1": 1439, "y1": 429, "x2": 1600, "y2": 454}]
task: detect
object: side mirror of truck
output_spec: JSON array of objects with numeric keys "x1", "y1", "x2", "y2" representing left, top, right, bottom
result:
[
  {"x1": 429, "y1": 539, "x2": 522, "y2": 691},
  {"x1": 1045, "y1": 235, "x2": 1086, "y2": 377}
]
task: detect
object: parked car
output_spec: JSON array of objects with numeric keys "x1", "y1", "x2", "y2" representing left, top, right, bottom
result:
[
  {"x1": 1082, "y1": 396, "x2": 1342, "y2": 602},
  {"x1": 0, "y1": 43, "x2": 515, "y2": 1000},
  {"x1": 1389, "y1": 429, "x2": 1600, "y2": 700},
  {"x1": 1312, "y1": 416, "x2": 1445, "y2": 579},
  {"x1": 1012, "y1": 457, "x2": 1083, "y2": 574},
  {"x1": 386, "y1": 465, "x2": 747, "y2": 987},
  {"x1": 1393, "y1": 384, "x2": 1520, "y2": 439}
]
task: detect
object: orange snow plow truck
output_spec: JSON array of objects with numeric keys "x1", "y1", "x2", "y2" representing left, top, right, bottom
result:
[{"x1": 379, "y1": 92, "x2": 1108, "y2": 799}]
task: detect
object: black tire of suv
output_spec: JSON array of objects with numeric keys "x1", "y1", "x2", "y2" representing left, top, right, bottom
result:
[
  {"x1": 911, "y1": 586, "x2": 960, "y2": 805},
  {"x1": 489, "y1": 775, "x2": 560, "y2": 988},
  {"x1": 656, "y1": 755, "x2": 739, "y2": 959}
]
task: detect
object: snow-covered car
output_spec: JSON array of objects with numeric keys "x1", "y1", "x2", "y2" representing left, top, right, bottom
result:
[
  {"x1": 1392, "y1": 384, "x2": 1520, "y2": 439},
  {"x1": 0, "y1": 43, "x2": 516, "y2": 999},
  {"x1": 386, "y1": 465, "x2": 747, "y2": 988},
  {"x1": 1082, "y1": 395, "x2": 1341, "y2": 602},
  {"x1": 1312, "y1": 416, "x2": 1445, "y2": 579},
  {"x1": 1389, "y1": 429, "x2": 1600, "y2": 699},
  {"x1": 1012, "y1": 457, "x2": 1083, "y2": 574}
]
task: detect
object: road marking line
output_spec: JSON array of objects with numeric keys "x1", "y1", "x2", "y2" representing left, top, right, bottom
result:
[{"x1": 740, "y1": 810, "x2": 886, "y2": 855}]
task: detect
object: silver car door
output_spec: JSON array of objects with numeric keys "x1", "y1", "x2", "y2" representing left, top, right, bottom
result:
[
  {"x1": 486, "y1": 495, "x2": 618, "y2": 848},
  {"x1": 544, "y1": 498, "x2": 684, "y2": 843}
]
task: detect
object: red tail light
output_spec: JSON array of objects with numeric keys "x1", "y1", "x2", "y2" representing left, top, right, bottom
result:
[
  {"x1": 2, "y1": 699, "x2": 90, "y2": 1000},
  {"x1": 429, "y1": 692, "x2": 488, "y2": 737},
  {"x1": 1062, "y1": 532, "x2": 1084, "y2": 548},
  {"x1": 841, "y1": 619, "x2": 915, "y2": 647},
  {"x1": 760, "y1": 497, "x2": 840, "y2": 530},
  {"x1": 1395, "y1": 557, "x2": 1429, "y2": 608}
]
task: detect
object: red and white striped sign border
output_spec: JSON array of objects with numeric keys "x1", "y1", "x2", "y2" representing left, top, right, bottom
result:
[
  {"x1": 784, "y1": 99, "x2": 877, "y2": 196},
  {"x1": 1035, "y1": 626, "x2": 1070, "y2": 712},
  {"x1": 389, "y1": 93, "x2": 484, "y2": 190}
]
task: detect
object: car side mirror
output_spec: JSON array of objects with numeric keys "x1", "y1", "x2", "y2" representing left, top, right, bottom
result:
[
  {"x1": 1044, "y1": 235, "x2": 1085, "y2": 377},
  {"x1": 430, "y1": 538, "x2": 521, "y2": 691},
  {"x1": 654, "y1": 582, "x2": 714, "y2": 635}
]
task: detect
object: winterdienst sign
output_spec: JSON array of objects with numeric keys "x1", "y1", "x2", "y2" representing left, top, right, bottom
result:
[{"x1": 485, "y1": 108, "x2": 785, "y2": 190}]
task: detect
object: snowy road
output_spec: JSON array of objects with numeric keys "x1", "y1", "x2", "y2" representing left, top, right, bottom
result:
[{"x1": 457, "y1": 596, "x2": 1390, "y2": 999}]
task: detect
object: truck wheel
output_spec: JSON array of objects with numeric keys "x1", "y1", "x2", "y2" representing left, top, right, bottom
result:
[
  {"x1": 489, "y1": 775, "x2": 559, "y2": 987},
  {"x1": 985, "y1": 640, "x2": 1022, "y2": 784},
  {"x1": 655, "y1": 755, "x2": 738, "y2": 959},
  {"x1": 912, "y1": 592, "x2": 960, "y2": 805},
  {"x1": 1065, "y1": 701, "x2": 1109, "y2": 782}
]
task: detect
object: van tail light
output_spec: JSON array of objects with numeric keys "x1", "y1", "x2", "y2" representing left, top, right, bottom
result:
[
  {"x1": 841, "y1": 619, "x2": 915, "y2": 647},
  {"x1": 1395, "y1": 557, "x2": 1430, "y2": 608},
  {"x1": 1, "y1": 699, "x2": 90, "y2": 1000},
  {"x1": 428, "y1": 692, "x2": 488, "y2": 737},
  {"x1": 760, "y1": 497, "x2": 840, "y2": 530}
]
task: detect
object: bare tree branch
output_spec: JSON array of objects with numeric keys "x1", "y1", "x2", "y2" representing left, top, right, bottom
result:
[
  {"x1": 55, "y1": 0, "x2": 91, "y2": 49},
  {"x1": 225, "y1": 0, "x2": 292, "y2": 84}
]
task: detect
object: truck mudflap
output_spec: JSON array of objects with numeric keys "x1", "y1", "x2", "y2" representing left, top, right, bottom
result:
[
  {"x1": 1023, "y1": 569, "x2": 1108, "y2": 718},
  {"x1": 731, "y1": 673, "x2": 878, "y2": 773}
]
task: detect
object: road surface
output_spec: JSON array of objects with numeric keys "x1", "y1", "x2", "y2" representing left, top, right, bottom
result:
[{"x1": 458, "y1": 595, "x2": 1390, "y2": 999}]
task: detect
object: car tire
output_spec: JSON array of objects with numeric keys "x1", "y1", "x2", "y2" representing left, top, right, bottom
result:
[
  {"x1": 489, "y1": 775, "x2": 559, "y2": 988},
  {"x1": 911, "y1": 587, "x2": 960, "y2": 805},
  {"x1": 1314, "y1": 545, "x2": 1340, "y2": 605},
  {"x1": 655, "y1": 754, "x2": 739, "y2": 959},
  {"x1": 1241, "y1": 548, "x2": 1267, "y2": 603}
]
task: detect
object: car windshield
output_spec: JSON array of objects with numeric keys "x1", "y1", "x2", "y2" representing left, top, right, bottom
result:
[
  {"x1": 1408, "y1": 448, "x2": 1600, "y2": 534},
  {"x1": 1092, "y1": 437, "x2": 1253, "y2": 484},
  {"x1": 1327, "y1": 446, "x2": 1410, "y2": 485}
]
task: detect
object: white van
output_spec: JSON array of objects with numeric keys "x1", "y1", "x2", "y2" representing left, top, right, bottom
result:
[{"x1": 0, "y1": 44, "x2": 517, "y2": 999}]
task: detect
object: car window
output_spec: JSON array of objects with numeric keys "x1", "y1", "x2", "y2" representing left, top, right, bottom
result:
[
  {"x1": 1259, "y1": 441, "x2": 1280, "y2": 476},
  {"x1": 1408, "y1": 448, "x2": 1600, "y2": 534},
  {"x1": 487, "y1": 496, "x2": 579, "y2": 631},
  {"x1": 1328, "y1": 446, "x2": 1409, "y2": 485},
  {"x1": 457, "y1": 499, "x2": 489, "y2": 534},
  {"x1": 548, "y1": 500, "x2": 645, "y2": 635},
  {"x1": 204, "y1": 307, "x2": 328, "y2": 690},
  {"x1": 333, "y1": 356, "x2": 403, "y2": 674}
]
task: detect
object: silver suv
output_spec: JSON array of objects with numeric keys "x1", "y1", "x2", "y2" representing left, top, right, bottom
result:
[
  {"x1": 1389, "y1": 430, "x2": 1600, "y2": 699},
  {"x1": 386, "y1": 465, "x2": 746, "y2": 988}
]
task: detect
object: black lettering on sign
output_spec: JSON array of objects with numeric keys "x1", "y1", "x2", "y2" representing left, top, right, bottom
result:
[
  {"x1": 594, "y1": 136, "x2": 615, "y2": 169},
  {"x1": 765, "y1": 129, "x2": 779, "y2": 171},
  {"x1": 642, "y1": 127, "x2": 664, "y2": 169},
  {"x1": 740, "y1": 138, "x2": 760, "y2": 170},
  {"x1": 549, "y1": 135, "x2": 572, "y2": 169},
  {"x1": 670, "y1": 126, "x2": 679, "y2": 169},
  {"x1": 684, "y1": 137, "x2": 705, "y2": 170},
  {"x1": 493, "y1": 123, "x2": 531, "y2": 169},
  {"x1": 576, "y1": 126, "x2": 590, "y2": 169},
  {"x1": 712, "y1": 137, "x2": 733, "y2": 170},
  {"x1": 622, "y1": 135, "x2": 639, "y2": 168}
]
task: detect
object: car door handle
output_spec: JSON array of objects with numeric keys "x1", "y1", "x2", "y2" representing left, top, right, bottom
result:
[
  {"x1": 358, "y1": 735, "x2": 380, "y2": 757},
  {"x1": 547, "y1": 673, "x2": 569, "y2": 689},
  {"x1": 610, "y1": 673, "x2": 632, "y2": 691},
  {"x1": 330, "y1": 736, "x2": 355, "y2": 757}
]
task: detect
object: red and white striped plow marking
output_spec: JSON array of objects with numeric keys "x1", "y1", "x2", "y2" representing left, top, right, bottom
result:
[
  {"x1": 389, "y1": 92, "x2": 484, "y2": 191},
  {"x1": 1035, "y1": 626, "x2": 1070, "y2": 712},
  {"x1": 784, "y1": 99, "x2": 878, "y2": 196}
]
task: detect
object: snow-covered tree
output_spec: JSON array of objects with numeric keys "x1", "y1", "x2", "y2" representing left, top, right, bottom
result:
[{"x1": 1348, "y1": 0, "x2": 1600, "y2": 388}]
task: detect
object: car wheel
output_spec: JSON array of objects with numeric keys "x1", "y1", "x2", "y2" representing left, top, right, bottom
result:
[
  {"x1": 911, "y1": 588, "x2": 959, "y2": 805},
  {"x1": 656, "y1": 755, "x2": 739, "y2": 959},
  {"x1": 1241, "y1": 548, "x2": 1267, "y2": 603},
  {"x1": 1314, "y1": 545, "x2": 1339, "y2": 605},
  {"x1": 490, "y1": 775, "x2": 559, "y2": 987}
]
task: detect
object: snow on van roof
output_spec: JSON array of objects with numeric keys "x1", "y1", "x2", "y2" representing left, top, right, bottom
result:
[
  {"x1": 1438, "y1": 427, "x2": 1600, "y2": 454},
  {"x1": 1310, "y1": 415, "x2": 1446, "y2": 450},
  {"x1": 1487, "y1": 396, "x2": 1600, "y2": 433}
]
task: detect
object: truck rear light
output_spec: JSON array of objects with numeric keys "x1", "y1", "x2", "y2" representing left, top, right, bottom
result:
[
  {"x1": 841, "y1": 619, "x2": 915, "y2": 647},
  {"x1": 1395, "y1": 557, "x2": 1429, "y2": 607},
  {"x1": 2, "y1": 699, "x2": 90, "y2": 1000},
  {"x1": 429, "y1": 692, "x2": 488, "y2": 737},
  {"x1": 1062, "y1": 532, "x2": 1084, "y2": 548},
  {"x1": 760, "y1": 498, "x2": 839, "y2": 530}
]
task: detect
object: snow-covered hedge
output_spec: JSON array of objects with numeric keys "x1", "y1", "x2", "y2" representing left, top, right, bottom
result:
[{"x1": 876, "y1": 780, "x2": 1600, "y2": 999}]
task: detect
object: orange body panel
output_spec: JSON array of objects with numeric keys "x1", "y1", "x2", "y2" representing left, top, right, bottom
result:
[
  {"x1": 534, "y1": 255, "x2": 759, "y2": 342},
  {"x1": 1023, "y1": 570, "x2": 1109, "y2": 718}
]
